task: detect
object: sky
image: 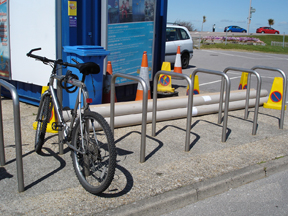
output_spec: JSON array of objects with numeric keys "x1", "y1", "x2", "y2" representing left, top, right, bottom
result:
[{"x1": 167, "y1": 0, "x2": 288, "y2": 34}]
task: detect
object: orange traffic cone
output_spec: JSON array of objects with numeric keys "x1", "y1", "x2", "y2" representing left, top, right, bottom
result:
[
  {"x1": 135, "y1": 51, "x2": 151, "y2": 101},
  {"x1": 174, "y1": 46, "x2": 182, "y2": 74},
  {"x1": 102, "y1": 61, "x2": 117, "y2": 103}
]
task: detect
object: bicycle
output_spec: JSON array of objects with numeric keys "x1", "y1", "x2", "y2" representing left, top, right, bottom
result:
[{"x1": 27, "y1": 48, "x2": 117, "y2": 195}]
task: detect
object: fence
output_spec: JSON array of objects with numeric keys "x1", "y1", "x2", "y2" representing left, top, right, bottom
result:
[{"x1": 271, "y1": 41, "x2": 288, "y2": 47}]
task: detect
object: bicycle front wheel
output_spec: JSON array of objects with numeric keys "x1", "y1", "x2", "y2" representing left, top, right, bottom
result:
[
  {"x1": 71, "y1": 111, "x2": 116, "y2": 194},
  {"x1": 35, "y1": 94, "x2": 52, "y2": 154}
]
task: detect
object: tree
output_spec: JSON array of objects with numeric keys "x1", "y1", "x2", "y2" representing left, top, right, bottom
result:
[
  {"x1": 174, "y1": 20, "x2": 195, "y2": 31},
  {"x1": 268, "y1": 19, "x2": 274, "y2": 27},
  {"x1": 201, "y1": 16, "x2": 206, "y2": 32}
]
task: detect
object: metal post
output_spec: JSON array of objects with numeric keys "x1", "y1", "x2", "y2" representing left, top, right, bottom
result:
[
  {"x1": 0, "y1": 79, "x2": 24, "y2": 192},
  {"x1": 11, "y1": 87, "x2": 24, "y2": 192},
  {"x1": 193, "y1": 69, "x2": 231, "y2": 142},
  {"x1": 57, "y1": 81, "x2": 64, "y2": 155},
  {"x1": 152, "y1": 71, "x2": 193, "y2": 152},
  {"x1": 251, "y1": 66, "x2": 287, "y2": 129},
  {"x1": 247, "y1": 0, "x2": 252, "y2": 35},
  {"x1": 283, "y1": 32, "x2": 285, "y2": 48},
  {"x1": 0, "y1": 87, "x2": 5, "y2": 166},
  {"x1": 56, "y1": 0, "x2": 64, "y2": 155},
  {"x1": 110, "y1": 73, "x2": 148, "y2": 163},
  {"x1": 221, "y1": 67, "x2": 262, "y2": 135}
]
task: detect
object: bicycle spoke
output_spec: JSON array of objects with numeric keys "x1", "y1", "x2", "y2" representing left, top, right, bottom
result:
[{"x1": 71, "y1": 111, "x2": 116, "y2": 194}]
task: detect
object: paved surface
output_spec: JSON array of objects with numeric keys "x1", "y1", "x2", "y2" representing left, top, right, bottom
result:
[
  {"x1": 162, "y1": 169, "x2": 288, "y2": 216},
  {"x1": 1, "y1": 94, "x2": 288, "y2": 215},
  {"x1": 1, "y1": 50, "x2": 288, "y2": 215}
]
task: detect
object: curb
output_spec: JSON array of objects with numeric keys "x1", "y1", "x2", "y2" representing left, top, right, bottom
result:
[{"x1": 96, "y1": 156, "x2": 288, "y2": 216}]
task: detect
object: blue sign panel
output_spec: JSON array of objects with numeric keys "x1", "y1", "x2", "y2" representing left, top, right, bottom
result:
[{"x1": 107, "y1": 0, "x2": 155, "y2": 85}]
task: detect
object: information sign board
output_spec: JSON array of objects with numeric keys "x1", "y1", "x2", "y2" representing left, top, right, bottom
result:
[{"x1": 107, "y1": 0, "x2": 155, "y2": 85}]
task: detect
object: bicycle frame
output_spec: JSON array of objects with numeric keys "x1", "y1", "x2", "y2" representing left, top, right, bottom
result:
[{"x1": 36, "y1": 73, "x2": 90, "y2": 153}]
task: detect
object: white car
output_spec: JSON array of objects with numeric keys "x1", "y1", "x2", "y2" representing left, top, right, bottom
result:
[{"x1": 165, "y1": 24, "x2": 193, "y2": 69}]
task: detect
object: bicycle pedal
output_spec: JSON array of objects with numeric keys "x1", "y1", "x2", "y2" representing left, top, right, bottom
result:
[{"x1": 52, "y1": 122, "x2": 63, "y2": 131}]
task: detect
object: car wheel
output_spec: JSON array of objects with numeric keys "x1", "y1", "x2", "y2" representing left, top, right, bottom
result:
[
  {"x1": 242, "y1": 30, "x2": 246, "y2": 33},
  {"x1": 261, "y1": 31, "x2": 265, "y2": 34},
  {"x1": 275, "y1": 32, "x2": 279, "y2": 34},
  {"x1": 228, "y1": 30, "x2": 232, "y2": 32},
  {"x1": 181, "y1": 53, "x2": 189, "y2": 69}
]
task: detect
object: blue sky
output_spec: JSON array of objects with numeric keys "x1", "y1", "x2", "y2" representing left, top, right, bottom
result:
[{"x1": 167, "y1": 0, "x2": 288, "y2": 34}]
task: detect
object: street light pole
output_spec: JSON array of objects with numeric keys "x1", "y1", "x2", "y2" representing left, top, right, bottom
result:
[{"x1": 247, "y1": 0, "x2": 252, "y2": 35}]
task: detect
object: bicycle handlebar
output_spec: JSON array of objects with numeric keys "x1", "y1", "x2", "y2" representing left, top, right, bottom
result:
[
  {"x1": 27, "y1": 48, "x2": 101, "y2": 78},
  {"x1": 26, "y1": 48, "x2": 77, "y2": 68}
]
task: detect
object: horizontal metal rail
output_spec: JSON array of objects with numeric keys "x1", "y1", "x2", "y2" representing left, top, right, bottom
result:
[
  {"x1": 221, "y1": 67, "x2": 262, "y2": 135},
  {"x1": 251, "y1": 66, "x2": 287, "y2": 129},
  {"x1": 152, "y1": 71, "x2": 193, "y2": 152},
  {"x1": 110, "y1": 73, "x2": 148, "y2": 163},
  {"x1": 192, "y1": 68, "x2": 231, "y2": 142},
  {"x1": 0, "y1": 79, "x2": 24, "y2": 192}
]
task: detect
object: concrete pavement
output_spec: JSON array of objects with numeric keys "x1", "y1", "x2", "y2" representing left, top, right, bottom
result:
[{"x1": 0, "y1": 92, "x2": 288, "y2": 215}]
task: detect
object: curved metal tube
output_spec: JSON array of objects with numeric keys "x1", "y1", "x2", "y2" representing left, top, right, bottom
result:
[
  {"x1": 192, "y1": 68, "x2": 231, "y2": 142},
  {"x1": 152, "y1": 71, "x2": 193, "y2": 152},
  {"x1": 251, "y1": 66, "x2": 287, "y2": 129},
  {"x1": 221, "y1": 67, "x2": 262, "y2": 135},
  {"x1": 0, "y1": 79, "x2": 24, "y2": 192},
  {"x1": 111, "y1": 73, "x2": 148, "y2": 163}
]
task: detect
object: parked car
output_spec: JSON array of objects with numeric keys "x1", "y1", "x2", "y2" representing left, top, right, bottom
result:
[
  {"x1": 256, "y1": 27, "x2": 279, "y2": 34},
  {"x1": 224, "y1": 26, "x2": 247, "y2": 33},
  {"x1": 165, "y1": 24, "x2": 193, "y2": 69}
]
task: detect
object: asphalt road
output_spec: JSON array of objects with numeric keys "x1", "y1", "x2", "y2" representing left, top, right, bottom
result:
[
  {"x1": 173, "y1": 49, "x2": 288, "y2": 102},
  {"x1": 162, "y1": 169, "x2": 288, "y2": 216}
]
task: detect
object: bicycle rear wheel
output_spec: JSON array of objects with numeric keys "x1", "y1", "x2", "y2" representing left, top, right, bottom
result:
[
  {"x1": 35, "y1": 94, "x2": 52, "y2": 154},
  {"x1": 71, "y1": 111, "x2": 116, "y2": 194}
]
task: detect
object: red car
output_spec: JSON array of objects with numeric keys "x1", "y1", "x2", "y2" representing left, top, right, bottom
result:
[{"x1": 256, "y1": 27, "x2": 279, "y2": 34}]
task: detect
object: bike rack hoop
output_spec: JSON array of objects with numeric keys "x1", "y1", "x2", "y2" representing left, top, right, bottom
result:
[
  {"x1": 110, "y1": 73, "x2": 148, "y2": 163},
  {"x1": 152, "y1": 70, "x2": 193, "y2": 152},
  {"x1": 221, "y1": 67, "x2": 262, "y2": 135},
  {"x1": 191, "y1": 68, "x2": 231, "y2": 143},
  {"x1": 0, "y1": 79, "x2": 24, "y2": 192},
  {"x1": 251, "y1": 66, "x2": 287, "y2": 129}
]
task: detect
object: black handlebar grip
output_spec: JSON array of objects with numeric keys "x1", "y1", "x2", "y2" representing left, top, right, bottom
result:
[{"x1": 26, "y1": 48, "x2": 41, "y2": 56}]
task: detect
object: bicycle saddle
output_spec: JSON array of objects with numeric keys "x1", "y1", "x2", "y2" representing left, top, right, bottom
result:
[{"x1": 77, "y1": 62, "x2": 100, "y2": 76}]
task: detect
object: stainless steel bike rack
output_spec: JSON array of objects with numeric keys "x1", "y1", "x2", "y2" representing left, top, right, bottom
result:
[
  {"x1": 251, "y1": 66, "x2": 287, "y2": 129},
  {"x1": 192, "y1": 68, "x2": 231, "y2": 143},
  {"x1": 152, "y1": 71, "x2": 193, "y2": 152},
  {"x1": 221, "y1": 67, "x2": 262, "y2": 135},
  {"x1": 110, "y1": 73, "x2": 148, "y2": 163},
  {"x1": 0, "y1": 79, "x2": 24, "y2": 192}
]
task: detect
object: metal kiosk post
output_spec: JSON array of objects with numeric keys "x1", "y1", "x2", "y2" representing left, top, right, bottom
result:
[
  {"x1": 110, "y1": 73, "x2": 148, "y2": 163},
  {"x1": 251, "y1": 66, "x2": 287, "y2": 129},
  {"x1": 221, "y1": 67, "x2": 262, "y2": 135},
  {"x1": 0, "y1": 79, "x2": 24, "y2": 192},
  {"x1": 152, "y1": 71, "x2": 193, "y2": 152},
  {"x1": 191, "y1": 69, "x2": 231, "y2": 143}
]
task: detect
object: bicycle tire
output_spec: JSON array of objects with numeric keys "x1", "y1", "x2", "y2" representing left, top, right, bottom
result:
[
  {"x1": 35, "y1": 94, "x2": 52, "y2": 154},
  {"x1": 71, "y1": 111, "x2": 116, "y2": 194}
]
